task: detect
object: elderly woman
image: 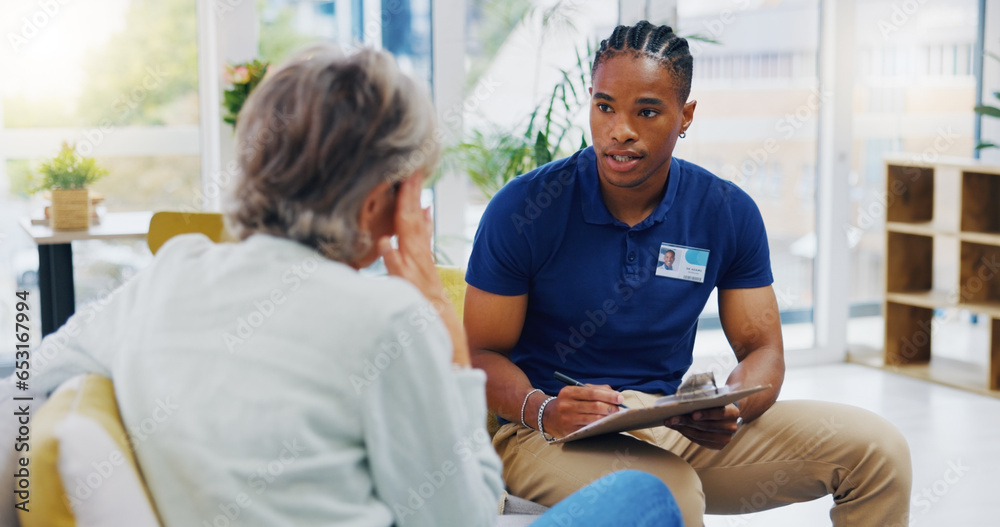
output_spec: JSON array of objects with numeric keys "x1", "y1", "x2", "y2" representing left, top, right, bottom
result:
[{"x1": 3, "y1": 46, "x2": 681, "y2": 526}]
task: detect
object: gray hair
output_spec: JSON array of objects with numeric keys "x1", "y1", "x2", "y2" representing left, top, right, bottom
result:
[{"x1": 225, "y1": 45, "x2": 440, "y2": 262}]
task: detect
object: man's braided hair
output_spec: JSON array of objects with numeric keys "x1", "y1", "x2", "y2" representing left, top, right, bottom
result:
[{"x1": 592, "y1": 21, "x2": 693, "y2": 105}]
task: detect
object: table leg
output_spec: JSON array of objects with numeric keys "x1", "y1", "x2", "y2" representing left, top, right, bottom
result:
[{"x1": 38, "y1": 243, "x2": 75, "y2": 337}]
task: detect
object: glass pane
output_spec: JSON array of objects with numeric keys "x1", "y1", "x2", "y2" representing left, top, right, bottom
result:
[
  {"x1": 847, "y1": 0, "x2": 980, "y2": 359},
  {"x1": 1, "y1": 0, "x2": 200, "y2": 128},
  {"x1": 676, "y1": 0, "x2": 820, "y2": 355},
  {"x1": 259, "y1": 0, "x2": 432, "y2": 82},
  {"x1": 259, "y1": 0, "x2": 340, "y2": 64},
  {"x1": 380, "y1": 0, "x2": 433, "y2": 82}
]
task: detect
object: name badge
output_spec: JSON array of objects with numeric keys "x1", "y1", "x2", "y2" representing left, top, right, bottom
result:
[{"x1": 655, "y1": 243, "x2": 709, "y2": 283}]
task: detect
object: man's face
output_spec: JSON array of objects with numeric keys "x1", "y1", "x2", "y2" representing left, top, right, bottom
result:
[
  {"x1": 663, "y1": 251, "x2": 675, "y2": 268},
  {"x1": 589, "y1": 53, "x2": 696, "y2": 190}
]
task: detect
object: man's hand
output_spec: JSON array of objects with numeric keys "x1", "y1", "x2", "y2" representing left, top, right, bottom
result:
[
  {"x1": 664, "y1": 403, "x2": 741, "y2": 450},
  {"x1": 541, "y1": 385, "x2": 625, "y2": 438}
]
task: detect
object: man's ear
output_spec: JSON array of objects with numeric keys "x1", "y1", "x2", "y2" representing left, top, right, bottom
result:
[{"x1": 681, "y1": 100, "x2": 697, "y2": 133}]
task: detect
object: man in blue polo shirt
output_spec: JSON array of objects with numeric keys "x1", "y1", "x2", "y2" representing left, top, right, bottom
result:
[{"x1": 465, "y1": 21, "x2": 911, "y2": 527}]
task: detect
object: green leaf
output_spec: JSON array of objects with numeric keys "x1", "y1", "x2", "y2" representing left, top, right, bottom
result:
[
  {"x1": 534, "y1": 131, "x2": 552, "y2": 167},
  {"x1": 987, "y1": 50, "x2": 1000, "y2": 63},
  {"x1": 33, "y1": 143, "x2": 108, "y2": 192},
  {"x1": 560, "y1": 69, "x2": 578, "y2": 100},
  {"x1": 683, "y1": 33, "x2": 721, "y2": 45},
  {"x1": 993, "y1": 91, "x2": 1000, "y2": 102},
  {"x1": 524, "y1": 106, "x2": 541, "y2": 138},
  {"x1": 975, "y1": 142, "x2": 998, "y2": 150},
  {"x1": 580, "y1": 134, "x2": 588, "y2": 149},
  {"x1": 974, "y1": 105, "x2": 1000, "y2": 118}
]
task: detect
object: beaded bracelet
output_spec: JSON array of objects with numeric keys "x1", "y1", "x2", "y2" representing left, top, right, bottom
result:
[
  {"x1": 520, "y1": 389, "x2": 542, "y2": 429},
  {"x1": 537, "y1": 396, "x2": 558, "y2": 442}
]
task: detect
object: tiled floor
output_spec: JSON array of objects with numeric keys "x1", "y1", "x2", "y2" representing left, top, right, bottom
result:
[{"x1": 702, "y1": 362, "x2": 1000, "y2": 527}]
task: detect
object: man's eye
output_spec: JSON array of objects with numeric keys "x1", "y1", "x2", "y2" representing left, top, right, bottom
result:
[{"x1": 640, "y1": 109, "x2": 658, "y2": 118}]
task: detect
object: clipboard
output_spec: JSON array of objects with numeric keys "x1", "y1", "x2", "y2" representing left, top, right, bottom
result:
[{"x1": 550, "y1": 373, "x2": 770, "y2": 444}]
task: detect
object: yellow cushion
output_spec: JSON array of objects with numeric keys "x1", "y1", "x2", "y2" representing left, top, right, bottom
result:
[
  {"x1": 434, "y1": 266, "x2": 502, "y2": 436},
  {"x1": 436, "y1": 265, "x2": 467, "y2": 320},
  {"x1": 147, "y1": 211, "x2": 232, "y2": 255},
  {"x1": 22, "y1": 375, "x2": 160, "y2": 527}
]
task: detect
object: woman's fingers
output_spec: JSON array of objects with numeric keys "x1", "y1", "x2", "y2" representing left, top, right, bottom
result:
[
  {"x1": 394, "y1": 176, "x2": 430, "y2": 250},
  {"x1": 381, "y1": 175, "x2": 446, "y2": 304},
  {"x1": 378, "y1": 237, "x2": 402, "y2": 275}
]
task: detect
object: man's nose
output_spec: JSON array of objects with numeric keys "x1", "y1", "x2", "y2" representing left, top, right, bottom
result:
[{"x1": 610, "y1": 115, "x2": 637, "y2": 143}]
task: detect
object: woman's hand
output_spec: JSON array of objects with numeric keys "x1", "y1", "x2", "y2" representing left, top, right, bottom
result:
[
  {"x1": 378, "y1": 174, "x2": 470, "y2": 366},
  {"x1": 378, "y1": 175, "x2": 444, "y2": 300}
]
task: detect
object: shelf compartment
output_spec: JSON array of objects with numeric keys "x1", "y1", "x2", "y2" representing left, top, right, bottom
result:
[
  {"x1": 886, "y1": 221, "x2": 951, "y2": 237},
  {"x1": 961, "y1": 171, "x2": 1000, "y2": 235},
  {"x1": 884, "y1": 302, "x2": 932, "y2": 365},
  {"x1": 886, "y1": 232, "x2": 933, "y2": 293},
  {"x1": 885, "y1": 290, "x2": 953, "y2": 310},
  {"x1": 886, "y1": 164, "x2": 934, "y2": 223},
  {"x1": 959, "y1": 242, "x2": 1000, "y2": 306}
]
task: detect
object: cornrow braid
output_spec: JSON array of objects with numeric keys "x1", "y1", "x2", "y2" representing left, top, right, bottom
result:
[{"x1": 592, "y1": 20, "x2": 693, "y2": 105}]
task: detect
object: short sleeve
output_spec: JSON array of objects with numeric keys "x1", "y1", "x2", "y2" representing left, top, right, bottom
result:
[
  {"x1": 465, "y1": 181, "x2": 534, "y2": 296},
  {"x1": 716, "y1": 186, "x2": 774, "y2": 290}
]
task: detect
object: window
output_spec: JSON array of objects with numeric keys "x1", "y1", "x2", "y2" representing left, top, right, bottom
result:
[
  {"x1": 847, "y1": 0, "x2": 981, "y2": 358},
  {"x1": 677, "y1": 0, "x2": 822, "y2": 355},
  {"x1": 0, "y1": 0, "x2": 202, "y2": 360}
]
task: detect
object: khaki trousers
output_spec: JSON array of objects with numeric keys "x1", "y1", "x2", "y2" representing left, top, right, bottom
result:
[{"x1": 493, "y1": 394, "x2": 911, "y2": 527}]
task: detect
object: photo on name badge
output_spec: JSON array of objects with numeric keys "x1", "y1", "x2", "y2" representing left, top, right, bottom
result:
[{"x1": 655, "y1": 243, "x2": 709, "y2": 283}]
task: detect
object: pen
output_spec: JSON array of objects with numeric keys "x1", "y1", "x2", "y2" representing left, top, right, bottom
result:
[{"x1": 554, "y1": 371, "x2": 629, "y2": 409}]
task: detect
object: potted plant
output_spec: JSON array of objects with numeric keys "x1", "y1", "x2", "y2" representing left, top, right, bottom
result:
[
  {"x1": 222, "y1": 59, "x2": 269, "y2": 128},
  {"x1": 34, "y1": 142, "x2": 108, "y2": 230}
]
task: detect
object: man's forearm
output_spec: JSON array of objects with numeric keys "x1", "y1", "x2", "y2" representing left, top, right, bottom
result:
[
  {"x1": 469, "y1": 349, "x2": 540, "y2": 424},
  {"x1": 725, "y1": 344, "x2": 784, "y2": 422}
]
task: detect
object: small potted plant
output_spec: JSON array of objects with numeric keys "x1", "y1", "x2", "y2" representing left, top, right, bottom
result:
[
  {"x1": 34, "y1": 142, "x2": 108, "y2": 230},
  {"x1": 222, "y1": 59, "x2": 269, "y2": 128}
]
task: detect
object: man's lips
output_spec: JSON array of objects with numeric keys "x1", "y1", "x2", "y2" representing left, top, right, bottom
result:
[{"x1": 603, "y1": 151, "x2": 643, "y2": 171}]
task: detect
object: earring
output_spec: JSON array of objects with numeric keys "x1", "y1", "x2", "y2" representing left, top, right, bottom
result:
[{"x1": 679, "y1": 131, "x2": 687, "y2": 139}]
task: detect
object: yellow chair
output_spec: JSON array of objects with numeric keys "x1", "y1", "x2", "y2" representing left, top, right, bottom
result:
[
  {"x1": 146, "y1": 211, "x2": 232, "y2": 255},
  {"x1": 21, "y1": 374, "x2": 162, "y2": 527}
]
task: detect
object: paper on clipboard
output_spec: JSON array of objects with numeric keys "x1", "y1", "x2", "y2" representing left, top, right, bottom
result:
[{"x1": 550, "y1": 374, "x2": 770, "y2": 444}]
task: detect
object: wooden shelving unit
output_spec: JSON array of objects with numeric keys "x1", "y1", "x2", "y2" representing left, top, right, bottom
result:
[{"x1": 880, "y1": 155, "x2": 1000, "y2": 394}]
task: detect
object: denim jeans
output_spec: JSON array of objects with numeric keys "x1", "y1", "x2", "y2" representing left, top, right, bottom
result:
[{"x1": 531, "y1": 470, "x2": 683, "y2": 527}]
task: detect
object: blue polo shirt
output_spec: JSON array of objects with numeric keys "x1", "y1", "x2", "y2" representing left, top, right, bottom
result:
[{"x1": 466, "y1": 147, "x2": 773, "y2": 396}]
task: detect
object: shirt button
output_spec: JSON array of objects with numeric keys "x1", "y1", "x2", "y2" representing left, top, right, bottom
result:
[
  {"x1": 627, "y1": 252, "x2": 636, "y2": 262},
  {"x1": 628, "y1": 232, "x2": 635, "y2": 238}
]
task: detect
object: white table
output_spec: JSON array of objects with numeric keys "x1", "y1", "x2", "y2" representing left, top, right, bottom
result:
[{"x1": 20, "y1": 211, "x2": 153, "y2": 336}]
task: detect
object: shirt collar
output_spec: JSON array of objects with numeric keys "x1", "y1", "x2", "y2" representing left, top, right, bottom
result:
[{"x1": 578, "y1": 147, "x2": 681, "y2": 229}]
